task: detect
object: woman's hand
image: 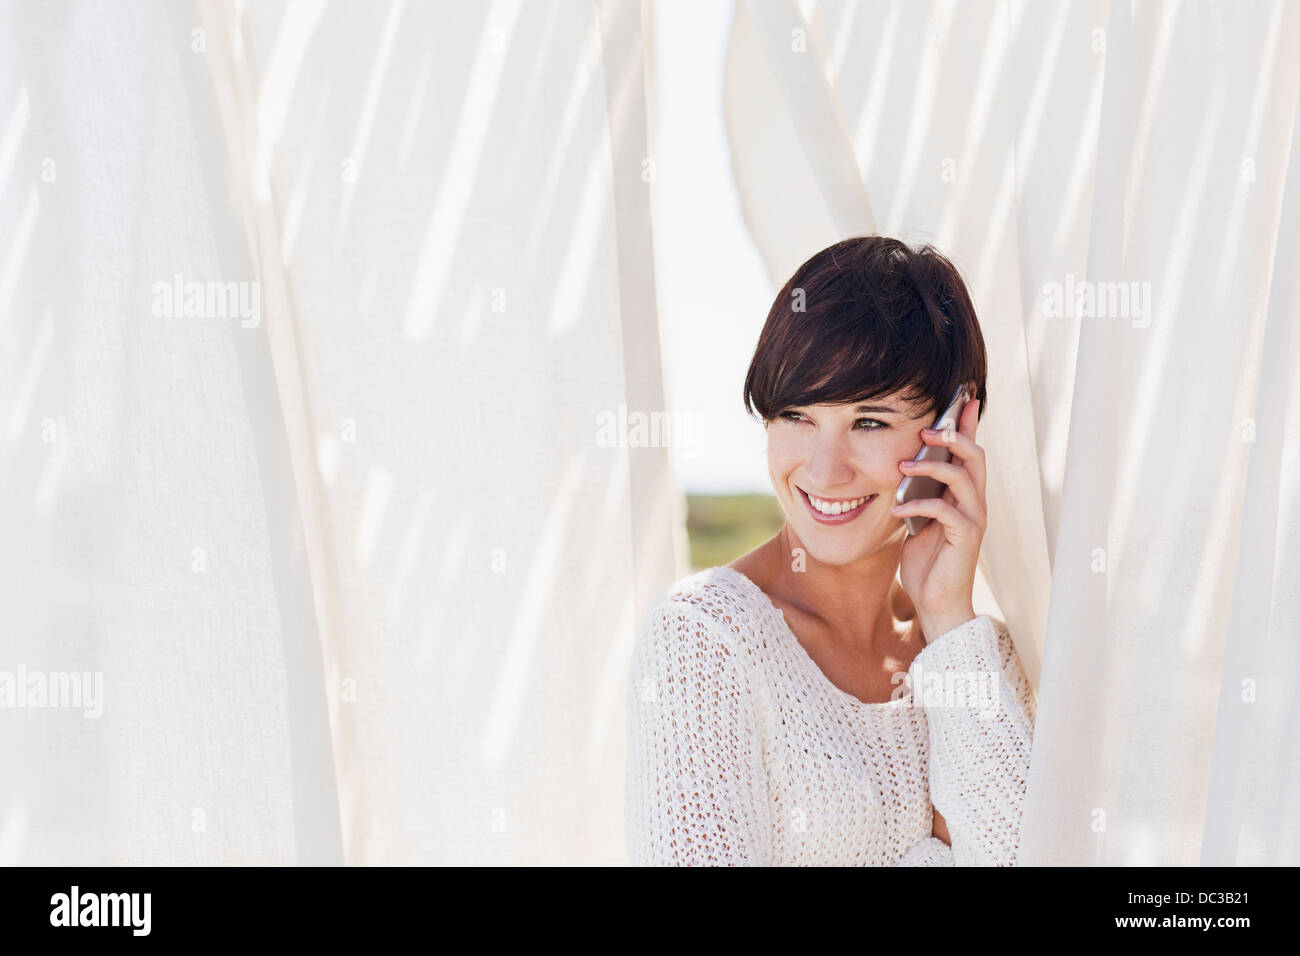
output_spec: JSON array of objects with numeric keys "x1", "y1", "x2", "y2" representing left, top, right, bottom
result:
[{"x1": 891, "y1": 395, "x2": 986, "y2": 642}]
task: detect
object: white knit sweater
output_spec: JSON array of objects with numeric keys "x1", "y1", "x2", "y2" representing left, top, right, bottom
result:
[{"x1": 624, "y1": 566, "x2": 1036, "y2": 866}]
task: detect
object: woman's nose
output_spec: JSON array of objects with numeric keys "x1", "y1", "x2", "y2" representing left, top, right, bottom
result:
[{"x1": 805, "y1": 440, "x2": 856, "y2": 488}]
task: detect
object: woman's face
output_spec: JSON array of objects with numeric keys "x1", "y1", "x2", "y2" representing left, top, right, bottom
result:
[{"x1": 766, "y1": 392, "x2": 931, "y2": 565}]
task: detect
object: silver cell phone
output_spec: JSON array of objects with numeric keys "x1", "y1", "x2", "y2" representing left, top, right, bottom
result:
[{"x1": 894, "y1": 384, "x2": 971, "y2": 535}]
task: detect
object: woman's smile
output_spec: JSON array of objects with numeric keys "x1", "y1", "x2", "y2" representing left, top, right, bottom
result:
[{"x1": 796, "y1": 485, "x2": 878, "y2": 524}]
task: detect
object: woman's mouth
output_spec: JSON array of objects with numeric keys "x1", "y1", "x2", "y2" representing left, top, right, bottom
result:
[{"x1": 796, "y1": 486, "x2": 877, "y2": 524}]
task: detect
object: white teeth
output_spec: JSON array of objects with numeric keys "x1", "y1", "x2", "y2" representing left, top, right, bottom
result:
[{"x1": 807, "y1": 493, "x2": 871, "y2": 515}]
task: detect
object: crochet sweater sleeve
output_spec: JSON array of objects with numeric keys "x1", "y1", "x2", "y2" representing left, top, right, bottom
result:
[
  {"x1": 895, "y1": 835, "x2": 955, "y2": 866},
  {"x1": 904, "y1": 614, "x2": 1037, "y2": 866},
  {"x1": 625, "y1": 596, "x2": 771, "y2": 866}
]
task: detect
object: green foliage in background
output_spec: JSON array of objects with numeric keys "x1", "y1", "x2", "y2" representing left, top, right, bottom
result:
[{"x1": 686, "y1": 493, "x2": 785, "y2": 572}]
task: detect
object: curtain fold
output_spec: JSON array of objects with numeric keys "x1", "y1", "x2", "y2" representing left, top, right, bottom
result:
[
  {"x1": 1, "y1": 0, "x2": 675, "y2": 865},
  {"x1": 723, "y1": 0, "x2": 1300, "y2": 864},
  {"x1": 0, "y1": 0, "x2": 342, "y2": 864}
]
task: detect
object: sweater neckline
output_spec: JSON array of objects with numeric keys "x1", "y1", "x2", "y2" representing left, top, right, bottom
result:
[{"x1": 711, "y1": 565, "x2": 914, "y2": 711}]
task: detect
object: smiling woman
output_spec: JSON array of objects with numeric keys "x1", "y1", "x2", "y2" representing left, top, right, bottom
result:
[{"x1": 625, "y1": 235, "x2": 1036, "y2": 866}]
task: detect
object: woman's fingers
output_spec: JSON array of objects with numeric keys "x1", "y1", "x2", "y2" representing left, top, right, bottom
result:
[
  {"x1": 917, "y1": 399, "x2": 985, "y2": 499},
  {"x1": 891, "y1": 494, "x2": 983, "y2": 539},
  {"x1": 897, "y1": 457, "x2": 985, "y2": 526}
]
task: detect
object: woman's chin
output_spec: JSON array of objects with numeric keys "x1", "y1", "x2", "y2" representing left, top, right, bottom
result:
[{"x1": 792, "y1": 527, "x2": 876, "y2": 565}]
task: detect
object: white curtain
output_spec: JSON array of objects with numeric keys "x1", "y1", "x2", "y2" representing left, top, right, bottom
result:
[
  {"x1": 1, "y1": 0, "x2": 681, "y2": 864},
  {"x1": 724, "y1": 0, "x2": 1300, "y2": 864}
]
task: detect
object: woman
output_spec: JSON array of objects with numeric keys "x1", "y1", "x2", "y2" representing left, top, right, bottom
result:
[{"x1": 625, "y1": 236, "x2": 1036, "y2": 866}]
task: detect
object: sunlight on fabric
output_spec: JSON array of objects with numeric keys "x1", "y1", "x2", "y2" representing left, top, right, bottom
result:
[
  {"x1": 826, "y1": 0, "x2": 863, "y2": 80},
  {"x1": 590, "y1": 597, "x2": 635, "y2": 774},
  {"x1": 355, "y1": 465, "x2": 393, "y2": 570},
  {"x1": 521, "y1": 5, "x2": 601, "y2": 280},
  {"x1": 457, "y1": 282, "x2": 489, "y2": 346},
  {"x1": 935, "y1": 3, "x2": 1015, "y2": 247},
  {"x1": 1118, "y1": 86, "x2": 1225, "y2": 628},
  {"x1": 434, "y1": 511, "x2": 472, "y2": 589},
  {"x1": 582, "y1": 444, "x2": 655, "y2": 776},
  {"x1": 386, "y1": 486, "x2": 436, "y2": 623},
  {"x1": 32, "y1": 414, "x2": 65, "y2": 518},
  {"x1": 316, "y1": 429, "x2": 342, "y2": 487},
  {"x1": 1279, "y1": 444, "x2": 1299, "y2": 609},
  {"x1": 281, "y1": 91, "x2": 333, "y2": 262},
  {"x1": 333, "y1": 0, "x2": 407, "y2": 251},
  {"x1": 800, "y1": 2, "x2": 846, "y2": 98},
  {"x1": 481, "y1": 455, "x2": 587, "y2": 768},
  {"x1": 256, "y1": 0, "x2": 327, "y2": 203},
  {"x1": 848, "y1": 3, "x2": 901, "y2": 177},
  {"x1": 357, "y1": 261, "x2": 380, "y2": 321},
  {"x1": 0, "y1": 85, "x2": 29, "y2": 200},
  {"x1": 5, "y1": 304, "x2": 51, "y2": 445},
  {"x1": 413, "y1": 509, "x2": 473, "y2": 672},
  {"x1": 1212, "y1": 1, "x2": 1287, "y2": 298},
  {"x1": 1122, "y1": 3, "x2": 1179, "y2": 261},
  {"x1": 397, "y1": 52, "x2": 433, "y2": 169},
  {"x1": 972, "y1": 162, "x2": 1017, "y2": 295},
  {"x1": 573, "y1": 433, "x2": 635, "y2": 622},
  {"x1": 0, "y1": 800, "x2": 27, "y2": 866},
  {"x1": 1013, "y1": 2, "x2": 1072, "y2": 179},
  {"x1": 2, "y1": 0, "x2": 672, "y2": 867},
  {"x1": 1123, "y1": 826, "x2": 1158, "y2": 865},
  {"x1": 881, "y1": 12, "x2": 943, "y2": 231},
  {"x1": 542, "y1": 17, "x2": 609, "y2": 338},
  {"x1": 739, "y1": 0, "x2": 874, "y2": 239},
  {"x1": 1048, "y1": 68, "x2": 1103, "y2": 257},
  {"x1": 0, "y1": 190, "x2": 37, "y2": 320},
  {"x1": 402, "y1": 0, "x2": 521, "y2": 342},
  {"x1": 544, "y1": 119, "x2": 613, "y2": 338}
]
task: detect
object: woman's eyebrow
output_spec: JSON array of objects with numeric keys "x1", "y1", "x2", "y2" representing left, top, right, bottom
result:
[{"x1": 852, "y1": 403, "x2": 900, "y2": 414}]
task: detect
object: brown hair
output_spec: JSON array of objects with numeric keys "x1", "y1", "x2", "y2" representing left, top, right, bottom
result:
[{"x1": 742, "y1": 236, "x2": 987, "y2": 425}]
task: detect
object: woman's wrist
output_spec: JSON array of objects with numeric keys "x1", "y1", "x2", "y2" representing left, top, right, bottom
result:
[{"x1": 918, "y1": 606, "x2": 977, "y2": 644}]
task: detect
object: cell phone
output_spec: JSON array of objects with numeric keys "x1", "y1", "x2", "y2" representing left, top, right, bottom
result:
[{"x1": 894, "y1": 384, "x2": 972, "y2": 535}]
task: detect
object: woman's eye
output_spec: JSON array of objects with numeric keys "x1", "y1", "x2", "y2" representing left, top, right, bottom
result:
[
  {"x1": 855, "y1": 418, "x2": 887, "y2": 430},
  {"x1": 778, "y1": 411, "x2": 805, "y2": 423}
]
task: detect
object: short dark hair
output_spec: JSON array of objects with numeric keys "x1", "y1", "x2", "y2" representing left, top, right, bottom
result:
[{"x1": 742, "y1": 236, "x2": 987, "y2": 425}]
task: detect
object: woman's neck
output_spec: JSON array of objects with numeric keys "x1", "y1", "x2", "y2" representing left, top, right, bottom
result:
[{"x1": 756, "y1": 524, "x2": 914, "y2": 656}]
